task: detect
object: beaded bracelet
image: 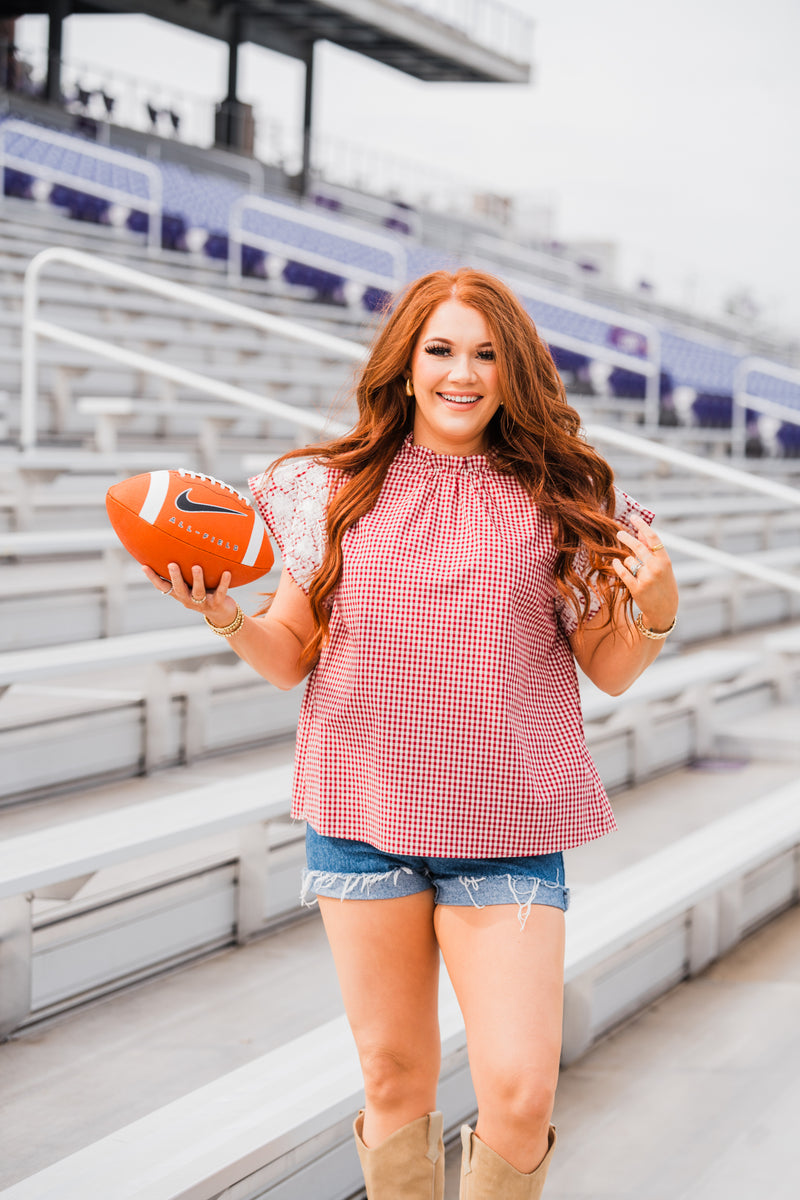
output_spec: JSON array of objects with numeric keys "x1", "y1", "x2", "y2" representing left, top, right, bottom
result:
[
  {"x1": 204, "y1": 604, "x2": 244, "y2": 638},
  {"x1": 635, "y1": 612, "x2": 676, "y2": 640}
]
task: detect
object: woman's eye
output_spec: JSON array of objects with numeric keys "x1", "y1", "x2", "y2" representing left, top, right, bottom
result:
[
  {"x1": 477, "y1": 350, "x2": 495, "y2": 361},
  {"x1": 424, "y1": 344, "x2": 450, "y2": 356}
]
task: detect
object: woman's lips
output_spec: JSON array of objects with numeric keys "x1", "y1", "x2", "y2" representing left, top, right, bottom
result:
[{"x1": 437, "y1": 392, "x2": 482, "y2": 408}]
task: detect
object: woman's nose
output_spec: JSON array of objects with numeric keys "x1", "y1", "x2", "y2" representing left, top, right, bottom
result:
[{"x1": 448, "y1": 355, "x2": 476, "y2": 382}]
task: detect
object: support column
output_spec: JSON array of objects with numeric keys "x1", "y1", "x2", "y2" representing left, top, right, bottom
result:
[
  {"x1": 46, "y1": 0, "x2": 69, "y2": 105},
  {"x1": 299, "y1": 40, "x2": 316, "y2": 197},
  {"x1": 0, "y1": 20, "x2": 15, "y2": 92},
  {"x1": 216, "y1": 8, "x2": 245, "y2": 150},
  {"x1": 226, "y1": 9, "x2": 242, "y2": 106}
]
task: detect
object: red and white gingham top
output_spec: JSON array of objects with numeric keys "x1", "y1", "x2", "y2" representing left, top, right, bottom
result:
[{"x1": 250, "y1": 435, "x2": 654, "y2": 857}]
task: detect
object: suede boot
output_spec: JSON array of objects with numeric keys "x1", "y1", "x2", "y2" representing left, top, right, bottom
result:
[
  {"x1": 354, "y1": 1109, "x2": 444, "y2": 1199},
  {"x1": 459, "y1": 1123, "x2": 556, "y2": 1199}
]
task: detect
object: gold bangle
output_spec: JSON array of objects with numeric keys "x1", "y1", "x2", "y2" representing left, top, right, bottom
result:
[
  {"x1": 635, "y1": 612, "x2": 676, "y2": 640},
  {"x1": 204, "y1": 604, "x2": 244, "y2": 637}
]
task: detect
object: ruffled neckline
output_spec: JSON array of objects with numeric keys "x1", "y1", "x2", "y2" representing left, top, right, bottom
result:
[{"x1": 398, "y1": 433, "x2": 492, "y2": 474}]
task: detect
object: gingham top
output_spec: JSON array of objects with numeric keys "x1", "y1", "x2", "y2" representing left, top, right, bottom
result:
[{"x1": 249, "y1": 435, "x2": 654, "y2": 857}]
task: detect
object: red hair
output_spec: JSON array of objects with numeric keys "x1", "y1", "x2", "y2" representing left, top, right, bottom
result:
[{"x1": 262, "y1": 269, "x2": 628, "y2": 667}]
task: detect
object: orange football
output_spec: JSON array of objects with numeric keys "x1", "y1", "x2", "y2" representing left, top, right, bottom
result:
[{"x1": 106, "y1": 469, "x2": 273, "y2": 588}]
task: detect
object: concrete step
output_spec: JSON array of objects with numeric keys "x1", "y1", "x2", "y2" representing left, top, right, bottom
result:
[
  {"x1": 1, "y1": 754, "x2": 798, "y2": 1190},
  {"x1": 714, "y1": 704, "x2": 800, "y2": 762}
]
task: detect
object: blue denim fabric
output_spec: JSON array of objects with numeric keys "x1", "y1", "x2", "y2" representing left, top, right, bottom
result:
[{"x1": 302, "y1": 825, "x2": 569, "y2": 928}]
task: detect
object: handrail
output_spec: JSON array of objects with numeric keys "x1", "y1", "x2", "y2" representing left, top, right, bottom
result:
[
  {"x1": 512, "y1": 278, "x2": 663, "y2": 427},
  {"x1": 732, "y1": 357, "x2": 800, "y2": 457},
  {"x1": 19, "y1": 247, "x2": 800, "y2": 600},
  {"x1": 20, "y1": 247, "x2": 362, "y2": 451},
  {"x1": 0, "y1": 118, "x2": 163, "y2": 254},
  {"x1": 660, "y1": 531, "x2": 800, "y2": 597},
  {"x1": 309, "y1": 181, "x2": 423, "y2": 240},
  {"x1": 228, "y1": 195, "x2": 406, "y2": 292},
  {"x1": 584, "y1": 423, "x2": 800, "y2": 507},
  {"x1": 472, "y1": 234, "x2": 580, "y2": 287}
]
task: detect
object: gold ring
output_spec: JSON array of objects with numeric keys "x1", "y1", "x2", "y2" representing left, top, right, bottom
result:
[
  {"x1": 191, "y1": 595, "x2": 207, "y2": 605},
  {"x1": 651, "y1": 543, "x2": 664, "y2": 552}
]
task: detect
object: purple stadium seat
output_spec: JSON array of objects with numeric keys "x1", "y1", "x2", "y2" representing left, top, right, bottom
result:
[
  {"x1": 362, "y1": 286, "x2": 392, "y2": 313},
  {"x1": 3, "y1": 166, "x2": 33, "y2": 198}
]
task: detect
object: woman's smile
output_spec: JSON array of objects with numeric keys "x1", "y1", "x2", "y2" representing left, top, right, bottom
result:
[
  {"x1": 408, "y1": 299, "x2": 501, "y2": 455},
  {"x1": 437, "y1": 391, "x2": 482, "y2": 407}
]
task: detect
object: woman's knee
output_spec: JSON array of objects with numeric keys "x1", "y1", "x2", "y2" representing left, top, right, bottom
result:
[
  {"x1": 359, "y1": 1043, "x2": 440, "y2": 1107},
  {"x1": 477, "y1": 1064, "x2": 558, "y2": 1128}
]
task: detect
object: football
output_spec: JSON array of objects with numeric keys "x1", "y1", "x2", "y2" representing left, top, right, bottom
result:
[{"x1": 105, "y1": 468, "x2": 274, "y2": 588}]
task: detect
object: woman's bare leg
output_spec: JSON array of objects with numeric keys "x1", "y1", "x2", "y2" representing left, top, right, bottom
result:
[
  {"x1": 318, "y1": 890, "x2": 441, "y2": 1147},
  {"x1": 434, "y1": 903, "x2": 565, "y2": 1172}
]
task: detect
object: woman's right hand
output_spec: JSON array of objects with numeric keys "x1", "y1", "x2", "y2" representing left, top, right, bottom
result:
[{"x1": 141, "y1": 562, "x2": 238, "y2": 628}]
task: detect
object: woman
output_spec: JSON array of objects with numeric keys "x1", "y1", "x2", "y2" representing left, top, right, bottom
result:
[{"x1": 145, "y1": 269, "x2": 678, "y2": 1199}]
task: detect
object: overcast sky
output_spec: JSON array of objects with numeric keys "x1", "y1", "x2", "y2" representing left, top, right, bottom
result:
[{"x1": 17, "y1": 0, "x2": 800, "y2": 337}]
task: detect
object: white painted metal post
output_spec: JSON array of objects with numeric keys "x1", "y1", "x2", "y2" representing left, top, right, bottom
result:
[
  {"x1": 511, "y1": 281, "x2": 662, "y2": 428},
  {"x1": 20, "y1": 246, "x2": 364, "y2": 451},
  {"x1": 0, "y1": 895, "x2": 32, "y2": 1038},
  {"x1": 20, "y1": 253, "x2": 41, "y2": 453},
  {"x1": 733, "y1": 356, "x2": 800, "y2": 459}
]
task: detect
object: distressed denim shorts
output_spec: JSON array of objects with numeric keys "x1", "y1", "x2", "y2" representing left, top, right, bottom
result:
[{"x1": 302, "y1": 825, "x2": 570, "y2": 929}]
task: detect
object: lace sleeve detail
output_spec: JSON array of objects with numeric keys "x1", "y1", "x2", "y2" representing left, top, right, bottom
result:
[
  {"x1": 248, "y1": 457, "x2": 330, "y2": 593},
  {"x1": 555, "y1": 487, "x2": 655, "y2": 636}
]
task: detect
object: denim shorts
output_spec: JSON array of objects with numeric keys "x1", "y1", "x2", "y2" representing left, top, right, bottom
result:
[{"x1": 302, "y1": 825, "x2": 570, "y2": 929}]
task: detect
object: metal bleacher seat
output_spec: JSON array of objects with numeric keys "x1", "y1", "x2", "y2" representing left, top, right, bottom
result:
[
  {"x1": 3, "y1": 774, "x2": 798, "y2": 1199},
  {"x1": 0, "y1": 763, "x2": 295, "y2": 1037}
]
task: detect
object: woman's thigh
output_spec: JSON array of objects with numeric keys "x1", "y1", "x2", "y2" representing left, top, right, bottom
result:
[
  {"x1": 317, "y1": 890, "x2": 442, "y2": 1092},
  {"x1": 433, "y1": 901, "x2": 565, "y2": 1108}
]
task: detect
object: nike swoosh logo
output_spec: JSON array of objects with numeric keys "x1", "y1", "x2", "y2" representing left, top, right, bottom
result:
[{"x1": 174, "y1": 489, "x2": 245, "y2": 517}]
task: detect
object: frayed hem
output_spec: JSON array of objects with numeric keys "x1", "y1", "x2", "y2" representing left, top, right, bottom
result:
[
  {"x1": 300, "y1": 865, "x2": 417, "y2": 906},
  {"x1": 454, "y1": 873, "x2": 568, "y2": 928}
]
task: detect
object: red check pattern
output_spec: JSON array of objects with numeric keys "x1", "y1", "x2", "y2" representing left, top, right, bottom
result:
[{"x1": 250, "y1": 436, "x2": 654, "y2": 857}]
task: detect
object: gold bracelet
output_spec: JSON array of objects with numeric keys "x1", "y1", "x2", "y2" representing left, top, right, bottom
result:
[
  {"x1": 635, "y1": 612, "x2": 676, "y2": 640},
  {"x1": 204, "y1": 604, "x2": 244, "y2": 637}
]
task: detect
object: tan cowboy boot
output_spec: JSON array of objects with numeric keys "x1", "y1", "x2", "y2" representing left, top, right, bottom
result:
[
  {"x1": 459, "y1": 1123, "x2": 556, "y2": 1199},
  {"x1": 354, "y1": 1109, "x2": 444, "y2": 1199}
]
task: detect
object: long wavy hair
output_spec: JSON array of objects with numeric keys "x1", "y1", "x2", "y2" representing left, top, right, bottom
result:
[{"x1": 261, "y1": 269, "x2": 629, "y2": 667}]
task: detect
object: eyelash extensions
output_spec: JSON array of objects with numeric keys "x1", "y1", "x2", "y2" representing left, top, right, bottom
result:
[{"x1": 424, "y1": 342, "x2": 495, "y2": 361}]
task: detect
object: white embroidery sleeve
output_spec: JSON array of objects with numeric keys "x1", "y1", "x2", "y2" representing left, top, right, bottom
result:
[
  {"x1": 248, "y1": 457, "x2": 330, "y2": 593},
  {"x1": 555, "y1": 487, "x2": 655, "y2": 636}
]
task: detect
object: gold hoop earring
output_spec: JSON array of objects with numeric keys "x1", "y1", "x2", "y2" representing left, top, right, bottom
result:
[{"x1": 405, "y1": 377, "x2": 414, "y2": 397}]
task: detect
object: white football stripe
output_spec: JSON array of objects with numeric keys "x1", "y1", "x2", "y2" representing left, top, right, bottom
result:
[
  {"x1": 139, "y1": 471, "x2": 171, "y2": 524},
  {"x1": 242, "y1": 519, "x2": 265, "y2": 566}
]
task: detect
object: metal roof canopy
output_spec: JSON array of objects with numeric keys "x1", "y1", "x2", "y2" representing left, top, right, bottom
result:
[
  {"x1": 4, "y1": 0, "x2": 532, "y2": 193},
  {"x1": 7, "y1": 0, "x2": 531, "y2": 84}
]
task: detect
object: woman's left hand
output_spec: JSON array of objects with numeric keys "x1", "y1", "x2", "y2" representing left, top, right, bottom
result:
[{"x1": 612, "y1": 516, "x2": 679, "y2": 633}]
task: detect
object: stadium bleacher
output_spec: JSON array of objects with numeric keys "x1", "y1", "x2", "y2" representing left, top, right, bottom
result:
[
  {"x1": 1, "y1": 32, "x2": 800, "y2": 1198},
  {"x1": 4, "y1": 114, "x2": 800, "y2": 457}
]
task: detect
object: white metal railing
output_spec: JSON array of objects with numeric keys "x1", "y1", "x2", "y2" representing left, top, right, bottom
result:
[
  {"x1": 472, "y1": 233, "x2": 579, "y2": 287},
  {"x1": 19, "y1": 247, "x2": 800, "y2": 600},
  {"x1": 510, "y1": 279, "x2": 663, "y2": 426},
  {"x1": 20, "y1": 248, "x2": 362, "y2": 452},
  {"x1": 0, "y1": 118, "x2": 163, "y2": 254},
  {"x1": 584, "y1": 423, "x2": 800, "y2": 596},
  {"x1": 585, "y1": 423, "x2": 800, "y2": 506},
  {"x1": 308, "y1": 181, "x2": 423, "y2": 240},
  {"x1": 228, "y1": 195, "x2": 407, "y2": 292},
  {"x1": 732, "y1": 357, "x2": 800, "y2": 457}
]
